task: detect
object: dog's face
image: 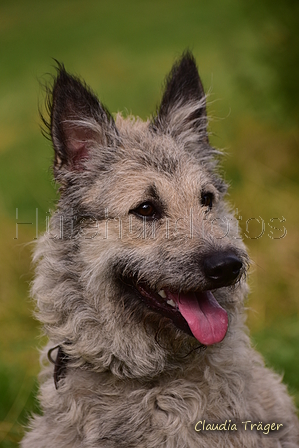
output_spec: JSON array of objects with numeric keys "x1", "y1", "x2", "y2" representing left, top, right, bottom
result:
[{"x1": 38, "y1": 52, "x2": 248, "y2": 378}]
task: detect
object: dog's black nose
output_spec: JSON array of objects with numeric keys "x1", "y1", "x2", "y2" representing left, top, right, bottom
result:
[{"x1": 204, "y1": 252, "x2": 243, "y2": 287}]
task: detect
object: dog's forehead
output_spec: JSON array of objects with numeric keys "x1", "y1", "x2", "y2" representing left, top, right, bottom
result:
[
  {"x1": 84, "y1": 115, "x2": 223, "y2": 207},
  {"x1": 88, "y1": 149, "x2": 217, "y2": 211},
  {"x1": 114, "y1": 114, "x2": 212, "y2": 177}
]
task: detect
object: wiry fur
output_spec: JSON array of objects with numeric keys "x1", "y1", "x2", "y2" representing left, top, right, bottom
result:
[{"x1": 22, "y1": 52, "x2": 299, "y2": 447}]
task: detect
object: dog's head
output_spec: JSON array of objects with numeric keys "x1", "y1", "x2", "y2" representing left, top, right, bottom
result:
[{"x1": 37, "y1": 52, "x2": 249, "y2": 378}]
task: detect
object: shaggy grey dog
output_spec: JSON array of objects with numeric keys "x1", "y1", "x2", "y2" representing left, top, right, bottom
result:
[{"x1": 22, "y1": 52, "x2": 299, "y2": 447}]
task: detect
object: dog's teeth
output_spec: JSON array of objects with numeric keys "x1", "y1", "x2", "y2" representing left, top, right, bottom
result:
[
  {"x1": 158, "y1": 290, "x2": 166, "y2": 299},
  {"x1": 167, "y1": 299, "x2": 176, "y2": 308}
]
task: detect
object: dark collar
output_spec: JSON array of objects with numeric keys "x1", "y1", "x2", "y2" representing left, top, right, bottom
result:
[{"x1": 48, "y1": 345, "x2": 69, "y2": 389}]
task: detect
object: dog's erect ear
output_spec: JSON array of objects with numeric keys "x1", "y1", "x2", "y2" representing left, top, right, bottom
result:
[
  {"x1": 153, "y1": 51, "x2": 208, "y2": 143},
  {"x1": 46, "y1": 64, "x2": 118, "y2": 173}
]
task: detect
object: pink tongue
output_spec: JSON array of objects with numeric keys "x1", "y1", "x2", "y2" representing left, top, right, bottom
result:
[{"x1": 168, "y1": 291, "x2": 228, "y2": 345}]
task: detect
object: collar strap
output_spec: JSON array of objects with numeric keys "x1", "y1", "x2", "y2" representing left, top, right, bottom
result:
[{"x1": 48, "y1": 345, "x2": 69, "y2": 389}]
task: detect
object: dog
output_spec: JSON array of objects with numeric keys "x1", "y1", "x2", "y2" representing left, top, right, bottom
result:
[{"x1": 22, "y1": 52, "x2": 299, "y2": 447}]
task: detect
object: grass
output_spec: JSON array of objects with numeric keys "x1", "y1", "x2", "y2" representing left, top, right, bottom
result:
[{"x1": 0, "y1": 0, "x2": 298, "y2": 445}]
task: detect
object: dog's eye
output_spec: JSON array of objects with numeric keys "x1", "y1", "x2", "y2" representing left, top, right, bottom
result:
[
  {"x1": 201, "y1": 192, "x2": 214, "y2": 210},
  {"x1": 131, "y1": 202, "x2": 158, "y2": 219}
]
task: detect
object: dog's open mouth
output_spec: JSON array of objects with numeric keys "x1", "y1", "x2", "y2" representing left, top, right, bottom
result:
[{"x1": 136, "y1": 283, "x2": 228, "y2": 346}]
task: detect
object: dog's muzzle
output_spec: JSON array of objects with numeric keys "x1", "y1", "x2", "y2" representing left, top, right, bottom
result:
[{"x1": 134, "y1": 250, "x2": 244, "y2": 346}]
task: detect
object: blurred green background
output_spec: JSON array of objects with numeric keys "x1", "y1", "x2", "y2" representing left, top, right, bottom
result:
[{"x1": 0, "y1": 0, "x2": 298, "y2": 445}]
